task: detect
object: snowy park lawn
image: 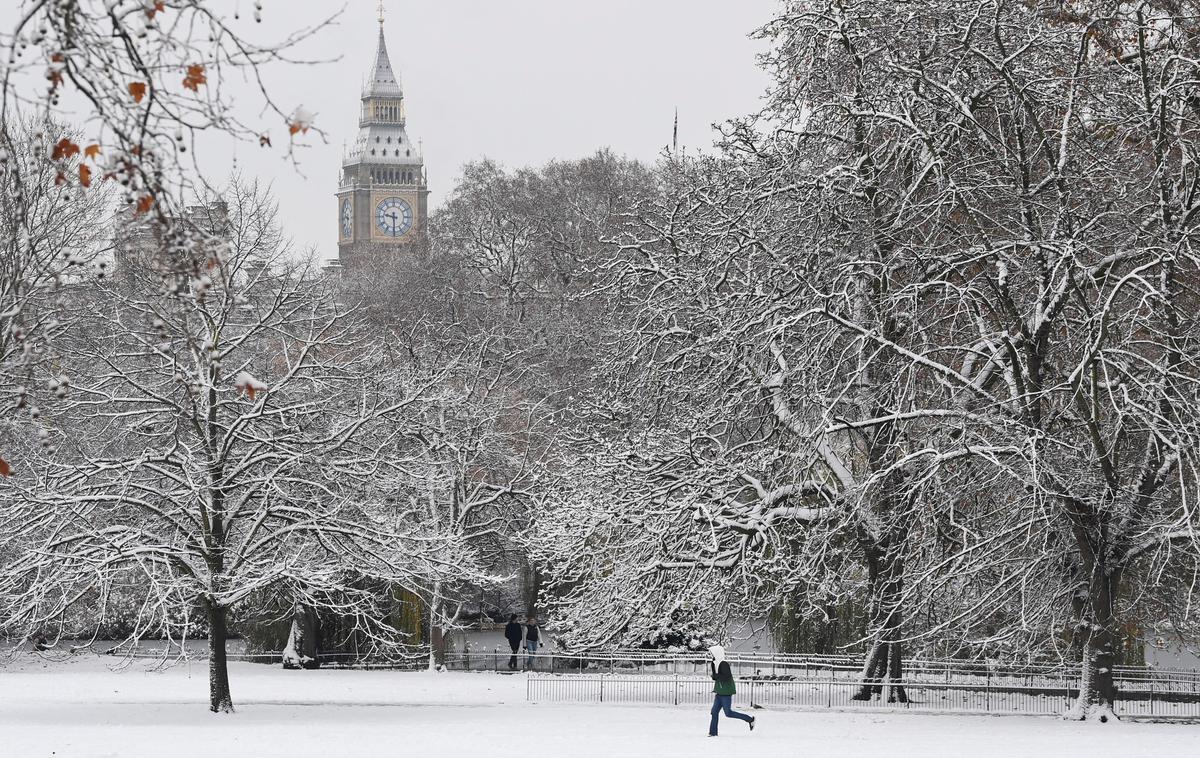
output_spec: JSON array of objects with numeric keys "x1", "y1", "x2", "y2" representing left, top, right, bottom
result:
[{"x1": 1, "y1": 655, "x2": 1197, "y2": 758}]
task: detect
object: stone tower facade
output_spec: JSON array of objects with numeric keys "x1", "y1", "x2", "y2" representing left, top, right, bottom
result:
[{"x1": 336, "y1": 16, "x2": 429, "y2": 268}]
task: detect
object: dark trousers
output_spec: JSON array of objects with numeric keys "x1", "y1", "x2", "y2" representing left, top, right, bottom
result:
[
  {"x1": 709, "y1": 694, "x2": 752, "y2": 735},
  {"x1": 508, "y1": 640, "x2": 520, "y2": 669}
]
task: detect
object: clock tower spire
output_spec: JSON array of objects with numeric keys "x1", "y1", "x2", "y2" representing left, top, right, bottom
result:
[{"x1": 335, "y1": 8, "x2": 429, "y2": 268}]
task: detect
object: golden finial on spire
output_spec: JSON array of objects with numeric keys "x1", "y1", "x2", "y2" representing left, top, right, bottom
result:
[{"x1": 378, "y1": 1, "x2": 385, "y2": 26}]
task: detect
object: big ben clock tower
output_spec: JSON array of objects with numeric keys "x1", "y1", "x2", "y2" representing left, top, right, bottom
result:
[{"x1": 336, "y1": 7, "x2": 429, "y2": 267}]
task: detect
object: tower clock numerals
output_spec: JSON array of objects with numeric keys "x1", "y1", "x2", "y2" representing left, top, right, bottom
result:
[
  {"x1": 340, "y1": 199, "x2": 353, "y2": 239},
  {"x1": 375, "y1": 197, "x2": 413, "y2": 237}
]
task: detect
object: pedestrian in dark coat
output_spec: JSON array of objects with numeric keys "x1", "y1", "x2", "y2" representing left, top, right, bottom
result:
[
  {"x1": 708, "y1": 645, "x2": 755, "y2": 736},
  {"x1": 504, "y1": 614, "x2": 523, "y2": 670},
  {"x1": 524, "y1": 615, "x2": 541, "y2": 669}
]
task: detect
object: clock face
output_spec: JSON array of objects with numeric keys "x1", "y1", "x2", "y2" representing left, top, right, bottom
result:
[
  {"x1": 375, "y1": 197, "x2": 413, "y2": 238},
  {"x1": 340, "y1": 199, "x2": 353, "y2": 239}
]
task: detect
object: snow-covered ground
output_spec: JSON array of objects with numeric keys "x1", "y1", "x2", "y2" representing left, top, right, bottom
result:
[{"x1": 1, "y1": 653, "x2": 1197, "y2": 758}]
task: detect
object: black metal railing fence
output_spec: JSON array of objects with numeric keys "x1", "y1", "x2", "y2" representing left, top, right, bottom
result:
[
  {"x1": 525, "y1": 675, "x2": 1200, "y2": 719},
  {"x1": 444, "y1": 649, "x2": 1200, "y2": 693}
]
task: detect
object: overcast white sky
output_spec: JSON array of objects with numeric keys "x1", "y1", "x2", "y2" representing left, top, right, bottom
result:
[{"x1": 5, "y1": 0, "x2": 778, "y2": 258}]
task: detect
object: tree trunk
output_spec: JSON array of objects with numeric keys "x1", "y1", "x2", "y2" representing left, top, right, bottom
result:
[
  {"x1": 1068, "y1": 567, "x2": 1121, "y2": 721},
  {"x1": 428, "y1": 582, "x2": 445, "y2": 671},
  {"x1": 853, "y1": 522, "x2": 908, "y2": 702},
  {"x1": 851, "y1": 637, "x2": 907, "y2": 702},
  {"x1": 207, "y1": 602, "x2": 234, "y2": 713},
  {"x1": 282, "y1": 603, "x2": 320, "y2": 670},
  {"x1": 429, "y1": 623, "x2": 445, "y2": 670},
  {"x1": 524, "y1": 561, "x2": 542, "y2": 618},
  {"x1": 886, "y1": 637, "x2": 908, "y2": 703},
  {"x1": 853, "y1": 639, "x2": 888, "y2": 700}
]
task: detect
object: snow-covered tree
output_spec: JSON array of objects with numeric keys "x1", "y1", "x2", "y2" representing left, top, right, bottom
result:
[
  {"x1": 339, "y1": 152, "x2": 653, "y2": 646},
  {"x1": 536, "y1": 1, "x2": 1200, "y2": 723},
  {"x1": 759, "y1": 0, "x2": 1200, "y2": 719},
  {"x1": 0, "y1": 1, "x2": 335, "y2": 472},
  {"x1": 0, "y1": 184, "x2": 475, "y2": 712},
  {"x1": 0, "y1": 122, "x2": 110, "y2": 475},
  {"x1": 1, "y1": 1, "x2": 329, "y2": 215}
]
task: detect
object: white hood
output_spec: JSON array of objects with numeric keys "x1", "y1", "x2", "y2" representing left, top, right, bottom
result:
[{"x1": 708, "y1": 645, "x2": 726, "y2": 665}]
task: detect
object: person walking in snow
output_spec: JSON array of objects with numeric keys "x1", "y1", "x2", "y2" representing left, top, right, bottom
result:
[
  {"x1": 524, "y1": 615, "x2": 541, "y2": 669},
  {"x1": 504, "y1": 614, "x2": 523, "y2": 670},
  {"x1": 708, "y1": 645, "x2": 755, "y2": 737}
]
